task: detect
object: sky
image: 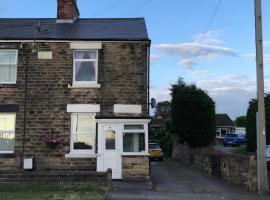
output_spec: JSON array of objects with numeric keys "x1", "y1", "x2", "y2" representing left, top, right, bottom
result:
[{"x1": 1, "y1": 0, "x2": 270, "y2": 120}]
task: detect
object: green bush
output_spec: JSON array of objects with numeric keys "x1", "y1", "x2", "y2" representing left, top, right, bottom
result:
[
  {"x1": 171, "y1": 78, "x2": 216, "y2": 147},
  {"x1": 246, "y1": 95, "x2": 270, "y2": 152}
]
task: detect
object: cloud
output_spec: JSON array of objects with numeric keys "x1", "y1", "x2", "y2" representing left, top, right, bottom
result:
[
  {"x1": 191, "y1": 70, "x2": 212, "y2": 78},
  {"x1": 195, "y1": 75, "x2": 257, "y2": 118},
  {"x1": 153, "y1": 31, "x2": 237, "y2": 67},
  {"x1": 150, "y1": 86, "x2": 171, "y2": 103},
  {"x1": 193, "y1": 30, "x2": 224, "y2": 46},
  {"x1": 178, "y1": 59, "x2": 196, "y2": 68},
  {"x1": 150, "y1": 54, "x2": 162, "y2": 63}
]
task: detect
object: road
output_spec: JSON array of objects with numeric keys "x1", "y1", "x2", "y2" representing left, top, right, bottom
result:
[{"x1": 106, "y1": 159, "x2": 270, "y2": 200}]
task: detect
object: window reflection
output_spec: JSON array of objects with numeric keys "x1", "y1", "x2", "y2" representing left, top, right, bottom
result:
[{"x1": 105, "y1": 130, "x2": 115, "y2": 150}]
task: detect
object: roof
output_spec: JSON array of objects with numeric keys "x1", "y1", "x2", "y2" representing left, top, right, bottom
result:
[
  {"x1": 0, "y1": 18, "x2": 149, "y2": 41},
  {"x1": 216, "y1": 114, "x2": 235, "y2": 127}
]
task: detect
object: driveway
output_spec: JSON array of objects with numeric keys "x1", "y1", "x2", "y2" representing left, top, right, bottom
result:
[{"x1": 106, "y1": 159, "x2": 270, "y2": 200}]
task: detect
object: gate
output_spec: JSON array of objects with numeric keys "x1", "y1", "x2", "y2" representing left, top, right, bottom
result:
[{"x1": 211, "y1": 155, "x2": 220, "y2": 177}]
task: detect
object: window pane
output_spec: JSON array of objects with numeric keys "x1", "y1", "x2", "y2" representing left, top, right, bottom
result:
[
  {"x1": 74, "y1": 114, "x2": 95, "y2": 133},
  {"x1": 0, "y1": 133, "x2": 15, "y2": 152},
  {"x1": 74, "y1": 51, "x2": 97, "y2": 59},
  {"x1": 0, "y1": 65, "x2": 17, "y2": 83},
  {"x1": 124, "y1": 124, "x2": 144, "y2": 130},
  {"x1": 105, "y1": 130, "x2": 115, "y2": 150},
  {"x1": 0, "y1": 114, "x2": 15, "y2": 131},
  {"x1": 73, "y1": 134, "x2": 94, "y2": 150},
  {"x1": 123, "y1": 133, "x2": 145, "y2": 152},
  {"x1": 0, "y1": 51, "x2": 17, "y2": 64},
  {"x1": 75, "y1": 61, "x2": 96, "y2": 81}
]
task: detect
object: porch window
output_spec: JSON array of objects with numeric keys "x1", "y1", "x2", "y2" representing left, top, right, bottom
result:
[
  {"x1": 73, "y1": 50, "x2": 98, "y2": 84},
  {"x1": 0, "y1": 113, "x2": 16, "y2": 153},
  {"x1": 71, "y1": 113, "x2": 96, "y2": 154},
  {"x1": 123, "y1": 124, "x2": 146, "y2": 153},
  {"x1": 0, "y1": 50, "x2": 18, "y2": 84}
]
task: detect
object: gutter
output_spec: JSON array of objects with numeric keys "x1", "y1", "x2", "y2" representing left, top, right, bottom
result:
[{"x1": 147, "y1": 40, "x2": 151, "y2": 116}]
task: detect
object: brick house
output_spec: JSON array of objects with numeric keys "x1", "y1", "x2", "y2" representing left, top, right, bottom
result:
[
  {"x1": 0, "y1": 0, "x2": 150, "y2": 180},
  {"x1": 216, "y1": 114, "x2": 235, "y2": 139}
]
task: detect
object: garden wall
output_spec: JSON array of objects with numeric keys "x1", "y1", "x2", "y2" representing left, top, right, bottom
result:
[{"x1": 172, "y1": 144, "x2": 257, "y2": 191}]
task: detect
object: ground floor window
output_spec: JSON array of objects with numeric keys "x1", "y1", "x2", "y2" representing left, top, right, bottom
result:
[
  {"x1": 123, "y1": 124, "x2": 146, "y2": 153},
  {"x1": 70, "y1": 113, "x2": 96, "y2": 154},
  {"x1": 0, "y1": 113, "x2": 16, "y2": 153}
]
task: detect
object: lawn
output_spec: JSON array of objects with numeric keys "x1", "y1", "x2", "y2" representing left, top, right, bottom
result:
[
  {"x1": 231, "y1": 145, "x2": 247, "y2": 155},
  {"x1": 0, "y1": 182, "x2": 106, "y2": 200}
]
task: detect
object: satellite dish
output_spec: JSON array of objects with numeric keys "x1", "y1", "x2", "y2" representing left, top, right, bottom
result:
[{"x1": 150, "y1": 98, "x2": 156, "y2": 109}]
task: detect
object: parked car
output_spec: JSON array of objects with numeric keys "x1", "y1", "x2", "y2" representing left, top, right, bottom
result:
[
  {"x1": 266, "y1": 145, "x2": 270, "y2": 170},
  {"x1": 223, "y1": 134, "x2": 241, "y2": 146},
  {"x1": 237, "y1": 133, "x2": 246, "y2": 145},
  {"x1": 149, "y1": 143, "x2": 163, "y2": 161}
]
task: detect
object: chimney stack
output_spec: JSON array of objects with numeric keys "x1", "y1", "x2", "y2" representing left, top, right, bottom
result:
[{"x1": 57, "y1": 0, "x2": 80, "y2": 23}]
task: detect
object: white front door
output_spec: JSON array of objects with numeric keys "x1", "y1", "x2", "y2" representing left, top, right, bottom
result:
[{"x1": 97, "y1": 124, "x2": 122, "y2": 179}]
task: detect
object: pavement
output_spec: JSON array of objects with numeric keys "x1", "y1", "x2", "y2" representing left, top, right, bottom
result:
[
  {"x1": 212, "y1": 144, "x2": 238, "y2": 154},
  {"x1": 105, "y1": 159, "x2": 270, "y2": 200}
]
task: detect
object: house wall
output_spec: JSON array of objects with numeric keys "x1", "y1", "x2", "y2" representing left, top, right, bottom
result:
[{"x1": 0, "y1": 41, "x2": 148, "y2": 172}]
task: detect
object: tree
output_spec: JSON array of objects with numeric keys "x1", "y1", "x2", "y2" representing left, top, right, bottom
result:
[
  {"x1": 246, "y1": 95, "x2": 270, "y2": 152},
  {"x1": 171, "y1": 78, "x2": 216, "y2": 147},
  {"x1": 235, "y1": 116, "x2": 247, "y2": 127}
]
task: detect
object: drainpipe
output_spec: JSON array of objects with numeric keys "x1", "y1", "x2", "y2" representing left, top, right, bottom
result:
[
  {"x1": 146, "y1": 40, "x2": 151, "y2": 116},
  {"x1": 22, "y1": 44, "x2": 29, "y2": 168}
]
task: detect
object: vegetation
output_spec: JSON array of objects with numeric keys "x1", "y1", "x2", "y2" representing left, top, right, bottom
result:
[
  {"x1": 231, "y1": 145, "x2": 247, "y2": 155},
  {"x1": 235, "y1": 115, "x2": 247, "y2": 127},
  {"x1": 0, "y1": 182, "x2": 106, "y2": 200},
  {"x1": 171, "y1": 78, "x2": 216, "y2": 147},
  {"x1": 246, "y1": 95, "x2": 270, "y2": 152}
]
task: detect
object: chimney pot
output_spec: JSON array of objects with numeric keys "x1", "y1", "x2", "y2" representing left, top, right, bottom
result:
[{"x1": 57, "y1": 0, "x2": 79, "y2": 23}]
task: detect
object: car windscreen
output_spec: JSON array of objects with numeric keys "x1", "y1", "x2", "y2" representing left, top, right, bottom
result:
[
  {"x1": 149, "y1": 143, "x2": 160, "y2": 149},
  {"x1": 225, "y1": 134, "x2": 237, "y2": 137}
]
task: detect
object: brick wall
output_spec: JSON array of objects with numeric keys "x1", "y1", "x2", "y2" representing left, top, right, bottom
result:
[
  {"x1": 122, "y1": 156, "x2": 150, "y2": 180},
  {"x1": 0, "y1": 41, "x2": 148, "y2": 171}
]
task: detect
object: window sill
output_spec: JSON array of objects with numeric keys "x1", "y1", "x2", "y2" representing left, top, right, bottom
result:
[
  {"x1": 68, "y1": 83, "x2": 101, "y2": 89},
  {"x1": 65, "y1": 153, "x2": 97, "y2": 158},
  {"x1": 121, "y1": 153, "x2": 149, "y2": 156},
  {"x1": 0, "y1": 153, "x2": 15, "y2": 158},
  {"x1": 0, "y1": 84, "x2": 17, "y2": 88}
]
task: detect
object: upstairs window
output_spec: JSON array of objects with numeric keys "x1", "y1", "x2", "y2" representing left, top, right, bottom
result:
[
  {"x1": 73, "y1": 50, "x2": 98, "y2": 84},
  {"x1": 0, "y1": 113, "x2": 16, "y2": 153},
  {"x1": 0, "y1": 50, "x2": 18, "y2": 84}
]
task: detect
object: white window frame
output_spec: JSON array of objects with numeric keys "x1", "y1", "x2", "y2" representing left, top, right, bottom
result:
[
  {"x1": 69, "y1": 113, "x2": 96, "y2": 155},
  {"x1": 0, "y1": 113, "x2": 16, "y2": 154},
  {"x1": 121, "y1": 123, "x2": 148, "y2": 156},
  {"x1": 0, "y1": 50, "x2": 18, "y2": 84},
  {"x1": 72, "y1": 50, "x2": 98, "y2": 86}
]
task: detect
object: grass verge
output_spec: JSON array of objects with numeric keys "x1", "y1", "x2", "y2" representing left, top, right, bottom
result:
[
  {"x1": 231, "y1": 145, "x2": 247, "y2": 155},
  {"x1": 0, "y1": 182, "x2": 106, "y2": 200}
]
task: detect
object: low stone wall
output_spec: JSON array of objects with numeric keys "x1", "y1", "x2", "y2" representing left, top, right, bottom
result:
[
  {"x1": 122, "y1": 156, "x2": 150, "y2": 180},
  {"x1": 172, "y1": 144, "x2": 257, "y2": 191}
]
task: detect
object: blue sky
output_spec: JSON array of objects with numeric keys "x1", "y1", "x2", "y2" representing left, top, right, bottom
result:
[{"x1": 1, "y1": 0, "x2": 270, "y2": 119}]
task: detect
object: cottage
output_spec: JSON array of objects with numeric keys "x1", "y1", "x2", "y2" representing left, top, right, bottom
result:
[
  {"x1": 0, "y1": 0, "x2": 150, "y2": 180},
  {"x1": 216, "y1": 114, "x2": 235, "y2": 139}
]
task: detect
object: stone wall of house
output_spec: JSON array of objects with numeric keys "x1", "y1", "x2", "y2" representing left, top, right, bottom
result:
[
  {"x1": 172, "y1": 144, "x2": 257, "y2": 191},
  {"x1": 0, "y1": 41, "x2": 148, "y2": 171},
  {"x1": 122, "y1": 156, "x2": 150, "y2": 180}
]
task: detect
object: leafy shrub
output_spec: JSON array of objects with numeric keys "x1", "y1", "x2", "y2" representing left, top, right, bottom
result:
[
  {"x1": 171, "y1": 78, "x2": 216, "y2": 147},
  {"x1": 246, "y1": 95, "x2": 270, "y2": 152}
]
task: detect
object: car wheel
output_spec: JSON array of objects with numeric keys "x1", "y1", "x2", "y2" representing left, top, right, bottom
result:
[
  {"x1": 159, "y1": 157, "x2": 163, "y2": 161},
  {"x1": 224, "y1": 143, "x2": 227, "y2": 147}
]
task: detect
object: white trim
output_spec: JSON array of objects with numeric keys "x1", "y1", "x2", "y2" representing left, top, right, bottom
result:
[
  {"x1": 67, "y1": 104, "x2": 100, "y2": 113},
  {"x1": 70, "y1": 42, "x2": 102, "y2": 49},
  {"x1": 114, "y1": 104, "x2": 142, "y2": 114},
  {"x1": 0, "y1": 113, "x2": 16, "y2": 154},
  {"x1": 0, "y1": 50, "x2": 18, "y2": 84},
  {"x1": 38, "y1": 51, "x2": 52, "y2": 59},
  {"x1": 65, "y1": 153, "x2": 97, "y2": 158},
  {"x1": 121, "y1": 153, "x2": 149, "y2": 156},
  {"x1": 68, "y1": 83, "x2": 101, "y2": 88},
  {"x1": 73, "y1": 50, "x2": 99, "y2": 85},
  {"x1": 96, "y1": 118, "x2": 150, "y2": 123}
]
